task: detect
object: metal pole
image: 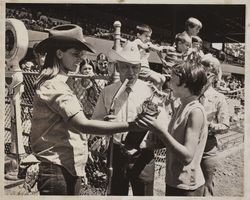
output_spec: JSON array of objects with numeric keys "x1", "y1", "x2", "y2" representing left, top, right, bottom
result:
[
  {"x1": 106, "y1": 79, "x2": 128, "y2": 195},
  {"x1": 106, "y1": 109, "x2": 114, "y2": 195},
  {"x1": 106, "y1": 20, "x2": 122, "y2": 195}
]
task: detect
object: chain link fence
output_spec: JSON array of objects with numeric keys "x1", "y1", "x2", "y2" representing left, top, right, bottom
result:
[{"x1": 4, "y1": 71, "x2": 244, "y2": 195}]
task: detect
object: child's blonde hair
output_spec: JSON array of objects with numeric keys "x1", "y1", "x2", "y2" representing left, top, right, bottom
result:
[
  {"x1": 175, "y1": 32, "x2": 192, "y2": 45},
  {"x1": 185, "y1": 17, "x2": 202, "y2": 30},
  {"x1": 201, "y1": 54, "x2": 222, "y2": 81},
  {"x1": 136, "y1": 24, "x2": 152, "y2": 35}
]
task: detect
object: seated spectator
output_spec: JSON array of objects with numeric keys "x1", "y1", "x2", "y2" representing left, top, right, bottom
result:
[
  {"x1": 231, "y1": 105, "x2": 244, "y2": 124},
  {"x1": 182, "y1": 17, "x2": 203, "y2": 39},
  {"x1": 21, "y1": 61, "x2": 34, "y2": 71},
  {"x1": 217, "y1": 78, "x2": 230, "y2": 92},
  {"x1": 131, "y1": 24, "x2": 166, "y2": 89},
  {"x1": 161, "y1": 32, "x2": 191, "y2": 76},
  {"x1": 32, "y1": 43, "x2": 46, "y2": 71},
  {"x1": 20, "y1": 43, "x2": 46, "y2": 72},
  {"x1": 191, "y1": 35, "x2": 204, "y2": 57}
]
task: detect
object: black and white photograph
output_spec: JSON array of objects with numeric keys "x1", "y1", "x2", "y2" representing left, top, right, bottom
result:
[{"x1": 2, "y1": 1, "x2": 248, "y2": 198}]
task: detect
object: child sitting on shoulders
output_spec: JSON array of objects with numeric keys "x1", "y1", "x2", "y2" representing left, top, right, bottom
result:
[
  {"x1": 131, "y1": 24, "x2": 167, "y2": 89},
  {"x1": 160, "y1": 32, "x2": 192, "y2": 76},
  {"x1": 191, "y1": 36, "x2": 204, "y2": 57},
  {"x1": 182, "y1": 17, "x2": 203, "y2": 39}
]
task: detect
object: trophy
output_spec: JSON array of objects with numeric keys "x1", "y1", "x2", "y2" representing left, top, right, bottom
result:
[
  {"x1": 123, "y1": 84, "x2": 169, "y2": 152},
  {"x1": 139, "y1": 83, "x2": 169, "y2": 118}
]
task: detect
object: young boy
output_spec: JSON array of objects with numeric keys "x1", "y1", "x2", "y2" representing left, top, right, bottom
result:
[
  {"x1": 171, "y1": 17, "x2": 202, "y2": 51},
  {"x1": 131, "y1": 24, "x2": 166, "y2": 89},
  {"x1": 183, "y1": 17, "x2": 203, "y2": 38},
  {"x1": 136, "y1": 60, "x2": 208, "y2": 196},
  {"x1": 161, "y1": 32, "x2": 192, "y2": 76},
  {"x1": 191, "y1": 36, "x2": 204, "y2": 57}
]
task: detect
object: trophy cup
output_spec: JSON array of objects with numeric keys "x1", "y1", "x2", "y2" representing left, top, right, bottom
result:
[
  {"x1": 124, "y1": 84, "x2": 169, "y2": 152},
  {"x1": 139, "y1": 84, "x2": 169, "y2": 118}
]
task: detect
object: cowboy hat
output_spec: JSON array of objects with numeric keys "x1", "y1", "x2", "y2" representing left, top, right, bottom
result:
[
  {"x1": 36, "y1": 24, "x2": 96, "y2": 53},
  {"x1": 108, "y1": 41, "x2": 141, "y2": 65}
]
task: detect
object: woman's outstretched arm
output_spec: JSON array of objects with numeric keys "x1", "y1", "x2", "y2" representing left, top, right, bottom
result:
[{"x1": 68, "y1": 111, "x2": 137, "y2": 135}]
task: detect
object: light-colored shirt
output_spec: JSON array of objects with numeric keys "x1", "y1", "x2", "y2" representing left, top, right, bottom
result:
[
  {"x1": 202, "y1": 87, "x2": 230, "y2": 127},
  {"x1": 200, "y1": 86, "x2": 230, "y2": 158},
  {"x1": 166, "y1": 99, "x2": 208, "y2": 190},
  {"x1": 132, "y1": 38, "x2": 151, "y2": 68},
  {"x1": 92, "y1": 79, "x2": 168, "y2": 145},
  {"x1": 31, "y1": 74, "x2": 88, "y2": 177}
]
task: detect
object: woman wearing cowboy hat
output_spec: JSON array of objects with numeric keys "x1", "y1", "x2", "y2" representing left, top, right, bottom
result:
[{"x1": 30, "y1": 24, "x2": 138, "y2": 195}]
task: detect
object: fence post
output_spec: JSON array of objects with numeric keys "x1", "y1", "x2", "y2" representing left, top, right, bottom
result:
[
  {"x1": 109, "y1": 21, "x2": 122, "y2": 83},
  {"x1": 106, "y1": 20, "x2": 123, "y2": 195}
]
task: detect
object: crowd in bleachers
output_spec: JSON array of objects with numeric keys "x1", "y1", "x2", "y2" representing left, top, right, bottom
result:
[
  {"x1": 7, "y1": 7, "x2": 245, "y2": 69},
  {"x1": 6, "y1": 8, "x2": 65, "y2": 31},
  {"x1": 217, "y1": 75, "x2": 244, "y2": 92},
  {"x1": 8, "y1": 6, "x2": 244, "y2": 117}
]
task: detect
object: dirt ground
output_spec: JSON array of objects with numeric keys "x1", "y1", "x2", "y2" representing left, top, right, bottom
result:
[
  {"x1": 4, "y1": 145, "x2": 244, "y2": 196},
  {"x1": 213, "y1": 146, "x2": 244, "y2": 196},
  {"x1": 154, "y1": 145, "x2": 244, "y2": 196}
]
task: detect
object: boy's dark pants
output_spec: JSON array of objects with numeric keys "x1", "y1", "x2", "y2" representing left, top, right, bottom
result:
[{"x1": 109, "y1": 143, "x2": 155, "y2": 196}]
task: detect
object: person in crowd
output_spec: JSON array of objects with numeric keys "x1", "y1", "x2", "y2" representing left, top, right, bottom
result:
[
  {"x1": 20, "y1": 43, "x2": 46, "y2": 72},
  {"x1": 79, "y1": 58, "x2": 96, "y2": 88},
  {"x1": 95, "y1": 53, "x2": 112, "y2": 88},
  {"x1": 22, "y1": 106, "x2": 32, "y2": 135},
  {"x1": 30, "y1": 24, "x2": 139, "y2": 195},
  {"x1": 79, "y1": 59, "x2": 102, "y2": 118},
  {"x1": 182, "y1": 17, "x2": 203, "y2": 39},
  {"x1": 216, "y1": 77, "x2": 230, "y2": 92},
  {"x1": 95, "y1": 53, "x2": 109, "y2": 76},
  {"x1": 92, "y1": 41, "x2": 168, "y2": 196},
  {"x1": 32, "y1": 43, "x2": 46, "y2": 71},
  {"x1": 21, "y1": 60, "x2": 34, "y2": 71},
  {"x1": 191, "y1": 36, "x2": 204, "y2": 57},
  {"x1": 199, "y1": 54, "x2": 230, "y2": 196},
  {"x1": 171, "y1": 17, "x2": 202, "y2": 51},
  {"x1": 231, "y1": 105, "x2": 243, "y2": 126},
  {"x1": 131, "y1": 24, "x2": 166, "y2": 89},
  {"x1": 136, "y1": 59, "x2": 208, "y2": 196},
  {"x1": 160, "y1": 32, "x2": 192, "y2": 76}
]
